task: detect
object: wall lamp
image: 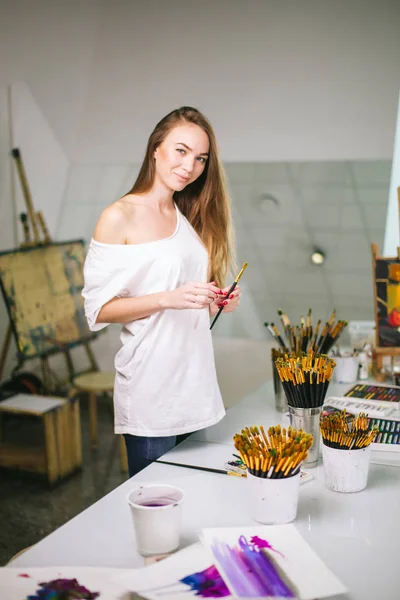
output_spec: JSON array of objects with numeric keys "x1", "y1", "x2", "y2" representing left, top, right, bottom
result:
[{"x1": 310, "y1": 248, "x2": 326, "y2": 266}]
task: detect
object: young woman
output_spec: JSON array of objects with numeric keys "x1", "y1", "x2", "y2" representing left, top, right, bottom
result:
[{"x1": 82, "y1": 106, "x2": 241, "y2": 477}]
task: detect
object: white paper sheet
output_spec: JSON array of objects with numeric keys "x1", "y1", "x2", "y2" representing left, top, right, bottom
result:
[
  {"x1": 200, "y1": 524, "x2": 347, "y2": 600},
  {"x1": 114, "y1": 542, "x2": 229, "y2": 599}
]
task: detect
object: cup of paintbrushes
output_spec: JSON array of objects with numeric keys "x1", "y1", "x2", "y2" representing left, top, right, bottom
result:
[
  {"x1": 271, "y1": 348, "x2": 288, "y2": 412},
  {"x1": 275, "y1": 349, "x2": 337, "y2": 468},
  {"x1": 320, "y1": 411, "x2": 378, "y2": 493},
  {"x1": 287, "y1": 406, "x2": 322, "y2": 468},
  {"x1": 233, "y1": 425, "x2": 313, "y2": 524}
]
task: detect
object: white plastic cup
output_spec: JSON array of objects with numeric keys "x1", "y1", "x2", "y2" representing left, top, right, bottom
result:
[
  {"x1": 247, "y1": 471, "x2": 300, "y2": 524},
  {"x1": 127, "y1": 484, "x2": 185, "y2": 556},
  {"x1": 322, "y1": 444, "x2": 371, "y2": 493},
  {"x1": 334, "y1": 356, "x2": 359, "y2": 384}
]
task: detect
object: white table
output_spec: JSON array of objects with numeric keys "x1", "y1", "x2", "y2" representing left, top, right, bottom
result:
[
  {"x1": 9, "y1": 380, "x2": 400, "y2": 600},
  {"x1": 158, "y1": 380, "x2": 400, "y2": 471}
]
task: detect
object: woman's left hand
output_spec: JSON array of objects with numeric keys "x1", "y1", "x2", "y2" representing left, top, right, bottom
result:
[{"x1": 209, "y1": 284, "x2": 242, "y2": 317}]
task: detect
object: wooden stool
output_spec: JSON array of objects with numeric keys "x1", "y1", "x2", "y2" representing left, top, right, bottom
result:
[
  {"x1": 0, "y1": 393, "x2": 82, "y2": 484},
  {"x1": 70, "y1": 371, "x2": 128, "y2": 473}
]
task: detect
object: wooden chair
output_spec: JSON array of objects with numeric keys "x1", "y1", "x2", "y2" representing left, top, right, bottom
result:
[
  {"x1": 0, "y1": 393, "x2": 82, "y2": 484},
  {"x1": 69, "y1": 371, "x2": 128, "y2": 473}
]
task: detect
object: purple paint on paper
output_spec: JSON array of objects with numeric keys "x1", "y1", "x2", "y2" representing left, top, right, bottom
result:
[
  {"x1": 180, "y1": 565, "x2": 231, "y2": 597},
  {"x1": 250, "y1": 535, "x2": 285, "y2": 558},
  {"x1": 26, "y1": 577, "x2": 100, "y2": 599},
  {"x1": 142, "y1": 564, "x2": 231, "y2": 598},
  {"x1": 210, "y1": 535, "x2": 295, "y2": 598}
]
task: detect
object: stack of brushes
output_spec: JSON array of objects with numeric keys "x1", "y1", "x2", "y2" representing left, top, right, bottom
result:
[
  {"x1": 275, "y1": 347, "x2": 336, "y2": 408},
  {"x1": 264, "y1": 308, "x2": 347, "y2": 355},
  {"x1": 320, "y1": 410, "x2": 378, "y2": 450},
  {"x1": 271, "y1": 347, "x2": 287, "y2": 364},
  {"x1": 233, "y1": 424, "x2": 313, "y2": 479}
]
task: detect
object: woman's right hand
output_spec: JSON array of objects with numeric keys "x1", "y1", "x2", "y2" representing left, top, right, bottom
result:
[{"x1": 163, "y1": 282, "x2": 223, "y2": 310}]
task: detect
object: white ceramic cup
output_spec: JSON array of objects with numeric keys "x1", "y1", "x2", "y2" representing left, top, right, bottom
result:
[
  {"x1": 127, "y1": 484, "x2": 185, "y2": 556},
  {"x1": 334, "y1": 356, "x2": 359, "y2": 384},
  {"x1": 322, "y1": 444, "x2": 371, "y2": 493},
  {"x1": 247, "y1": 471, "x2": 300, "y2": 524}
]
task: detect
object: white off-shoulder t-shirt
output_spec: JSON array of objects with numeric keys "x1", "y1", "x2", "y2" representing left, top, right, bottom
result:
[{"x1": 82, "y1": 205, "x2": 225, "y2": 436}]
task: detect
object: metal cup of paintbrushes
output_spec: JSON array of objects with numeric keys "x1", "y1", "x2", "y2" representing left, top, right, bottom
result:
[
  {"x1": 288, "y1": 406, "x2": 322, "y2": 467},
  {"x1": 271, "y1": 348, "x2": 288, "y2": 412},
  {"x1": 275, "y1": 349, "x2": 337, "y2": 467}
]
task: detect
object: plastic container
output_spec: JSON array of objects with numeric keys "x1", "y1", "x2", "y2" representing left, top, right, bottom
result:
[
  {"x1": 334, "y1": 356, "x2": 359, "y2": 384},
  {"x1": 127, "y1": 484, "x2": 185, "y2": 556},
  {"x1": 247, "y1": 470, "x2": 300, "y2": 524},
  {"x1": 322, "y1": 444, "x2": 371, "y2": 493}
]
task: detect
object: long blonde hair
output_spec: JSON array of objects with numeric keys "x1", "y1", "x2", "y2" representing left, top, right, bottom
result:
[{"x1": 128, "y1": 106, "x2": 235, "y2": 286}]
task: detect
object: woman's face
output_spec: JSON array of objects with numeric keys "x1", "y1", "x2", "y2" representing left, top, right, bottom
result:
[{"x1": 154, "y1": 123, "x2": 210, "y2": 191}]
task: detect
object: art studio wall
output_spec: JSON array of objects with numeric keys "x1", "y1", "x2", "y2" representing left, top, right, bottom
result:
[{"x1": 0, "y1": 0, "x2": 399, "y2": 378}]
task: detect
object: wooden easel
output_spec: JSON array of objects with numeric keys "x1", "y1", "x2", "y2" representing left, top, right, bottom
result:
[
  {"x1": 371, "y1": 186, "x2": 400, "y2": 372},
  {"x1": 0, "y1": 148, "x2": 98, "y2": 390}
]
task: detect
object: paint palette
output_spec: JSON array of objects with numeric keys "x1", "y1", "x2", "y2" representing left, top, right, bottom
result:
[
  {"x1": 344, "y1": 383, "x2": 400, "y2": 404},
  {"x1": 324, "y1": 396, "x2": 397, "y2": 419},
  {"x1": 0, "y1": 567, "x2": 131, "y2": 600}
]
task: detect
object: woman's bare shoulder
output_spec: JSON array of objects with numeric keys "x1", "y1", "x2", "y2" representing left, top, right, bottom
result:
[
  {"x1": 93, "y1": 199, "x2": 133, "y2": 244},
  {"x1": 93, "y1": 195, "x2": 151, "y2": 244}
]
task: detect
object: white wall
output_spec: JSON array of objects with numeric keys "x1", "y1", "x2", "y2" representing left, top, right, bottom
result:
[
  {"x1": 0, "y1": 0, "x2": 399, "y2": 380},
  {"x1": 0, "y1": 0, "x2": 399, "y2": 165}
]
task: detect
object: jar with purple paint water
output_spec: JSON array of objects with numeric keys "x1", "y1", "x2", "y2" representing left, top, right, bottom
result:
[{"x1": 127, "y1": 484, "x2": 185, "y2": 556}]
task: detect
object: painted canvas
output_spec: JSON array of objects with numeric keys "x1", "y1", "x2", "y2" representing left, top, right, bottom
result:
[
  {"x1": 0, "y1": 567, "x2": 133, "y2": 600},
  {"x1": 200, "y1": 525, "x2": 347, "y2": 600},
  {"x1": 0, "y1": 241, "x2": 98, "y2": 360},
  {"x1": 372, "y1": 250, "x2": 400, "y2": 348},
  {"x1": 115, "y1": 527, "x2": 346, "y2": 600},
  {"x1": 114, "y1": 542, "x2": 231, "y2": 599}
]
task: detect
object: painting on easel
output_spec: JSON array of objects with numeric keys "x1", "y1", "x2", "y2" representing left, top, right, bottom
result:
[
  {"x1": 0, "y1": 240, "x2": 96, "y2": 361},
  {"x1": 372, "y1": 244, "x2": 400, "y2": 351}
]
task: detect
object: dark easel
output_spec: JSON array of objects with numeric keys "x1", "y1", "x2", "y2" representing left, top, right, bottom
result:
[{"x1": 0, "y1": 148, "x2": 98, "y2": 391}]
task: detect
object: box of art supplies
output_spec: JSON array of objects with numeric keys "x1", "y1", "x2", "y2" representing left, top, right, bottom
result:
[
  {"x1": 320, "y1": 410, "x2": 378, "y2": 492},
  {"x1": 233, "y1": 424, "x2": 313, "y2": 523},
  {"x1": 344, "y1": 383, "x2": 400, "y2": 406}
]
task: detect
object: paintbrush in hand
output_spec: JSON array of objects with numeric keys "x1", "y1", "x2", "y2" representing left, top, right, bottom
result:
[{"x1": 210, "y1": 262, "x2": 248, "y2": 330}]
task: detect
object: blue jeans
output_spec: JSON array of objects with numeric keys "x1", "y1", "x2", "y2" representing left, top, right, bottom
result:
[{"x1": 123, "y1": 433, "x2": 190, "y2": 478}]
